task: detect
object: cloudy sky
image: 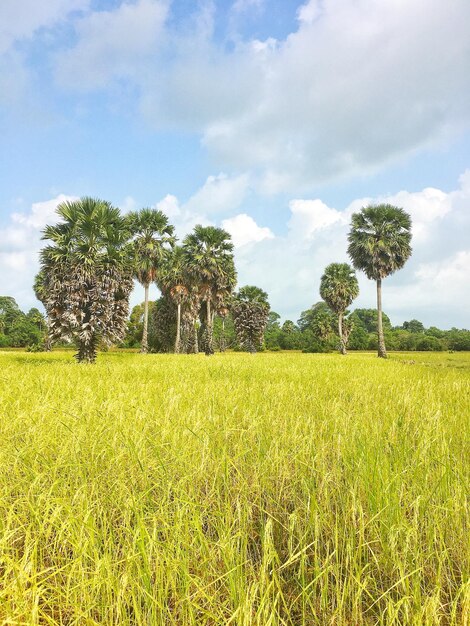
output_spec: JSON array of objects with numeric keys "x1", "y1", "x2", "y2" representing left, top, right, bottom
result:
[{"x1": 1, "y1": 0, "x2": 469, "y2": 327}]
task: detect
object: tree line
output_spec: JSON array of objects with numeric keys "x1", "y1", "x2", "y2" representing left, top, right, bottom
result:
[
  {"x1": 2, "y1": 294, "x2": 469, "y2": 353},
  {"x1": 0, "y1": 196, "x2": 463, "y2": 361}
]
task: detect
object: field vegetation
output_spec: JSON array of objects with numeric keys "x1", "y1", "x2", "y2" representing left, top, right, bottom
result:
[{"x1": 0, "y1": 351, "x2": 468, "y2": 625}]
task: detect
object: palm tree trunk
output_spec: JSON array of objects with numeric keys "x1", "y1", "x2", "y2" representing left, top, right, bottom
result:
[
  {"x1": 205, "y1": 298, "x2": 214, "y2": 356},
  {"x1": 193, "y1": 319, "x2": 198, "y2": 354},
  {"x1": 377, "y1": 278, "x2": 387, "y2": 358},
  {"x1": 175, "y1": 303, "x2": 181, "y2": 353},
  {"x1": 220, "y1": 318, "x2": 226, "y2": 352},
  {"x1": 76, "y1": 335, "x2": 98, "y2": 363},
  {"x1": 338, "y1": 312, "x2": 347, "y2": 355},
  {"x1": 141, "y1": 283, "x2": 149, "y2": 353}
]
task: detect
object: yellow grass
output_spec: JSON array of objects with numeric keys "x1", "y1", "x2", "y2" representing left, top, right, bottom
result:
[{"x1": 0, "y1": 351, "x2": 469, "y2": 625}]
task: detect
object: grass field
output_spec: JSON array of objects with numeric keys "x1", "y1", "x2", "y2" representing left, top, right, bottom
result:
[{"x1": 0, "y1": 351, "x2": 469, "y2": 625}]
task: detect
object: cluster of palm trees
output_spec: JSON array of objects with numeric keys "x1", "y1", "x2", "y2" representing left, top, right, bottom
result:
[
  {"x1": 319, "y1": 204, "x2": 412, "y2": 358},
  {"x1": 38, "y1": 197, "x2": 412, "y2": 362},
  {"x1": 38, "y1": 197, "x2": 236, "y2": 362}
]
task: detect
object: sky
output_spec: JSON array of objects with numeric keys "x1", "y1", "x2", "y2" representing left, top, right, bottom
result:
[{"x1": 1, "y1": 0, "x2": 469, "y2": 328}]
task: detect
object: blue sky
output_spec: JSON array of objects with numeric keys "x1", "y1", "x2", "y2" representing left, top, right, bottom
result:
[{"x1": 1, "y1": 0, "x2": 469, "y2": 327}]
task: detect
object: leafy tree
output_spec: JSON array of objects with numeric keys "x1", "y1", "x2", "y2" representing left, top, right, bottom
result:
[
  {"x1": 402, "y1": 319, "x2": 425, "y2": 333},
  {"x1": 350, "y1": 308, "x2": 392, "y2": 333},
  {"x1": 416, "y1": 335, "x2": 443, "y2": 351},
  {"x1": 298, "y1": 302, "x2": 336, "y2": 349},
  {"x1": 348, "y1": 323, "x2": 369, "y2": 350},
  {"x1": 448, "y1": 329, "x2": 470, "y2": 351},
  {"x1": 264, "y1": 311, "x2": 282, "y2": 349},
  {"x1": 348, "y1": 204, "x2": 412, "y2": 358},
  {"x1": 0, "y1": 297, "x2": 46, "y2": 348},
  {"x1": 40, "y1": 197, "x2": 133, "y2": 363},
  {"x1": 124, "y1": 301, "x2": 156, "y2": 347},
  {"x1": 319, "y1": 263, "x2": 359, "y2": 354},
  {"x1": 279, "y1": 320, "x2": 304, "y2": 350},
  {"x1": 0, "y1": 296, "x2": 22, "y2": 329},
  {"x1": 8, "y1": 316, "x2": 43, "y2": 348},
  {"x1": 231, "y1": 285, "x2": 270, "y2": 353},
  {"x1": 127, "y1": 208, "x2": 175, "y2": 353},
  {"x1": 183, "y1": 226, "x2": 236, "y2": 356}
]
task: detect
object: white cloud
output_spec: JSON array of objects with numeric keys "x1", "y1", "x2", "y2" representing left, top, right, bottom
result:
[
  {"x1": 233, "y1": 171, "x2": 470, "y2": 327},
  {"x1": 0, "y1": 194, "x2": 76, "y2": 309},
  {"x1": 221, "y1": 213, "x2": 274, "y2": 247},
  {"x1": 0, "y1": 0, "x2": 89, "y2": 54},
  {"x1": 1, "y1": 0, "x2": 469, "y2": 193},
  {"x1": 143, "y1": 0, "x2": 470, "y2": 191},
  {"x1": 12, "y1": 193, "x2": 77, "y2": 229},
  {"x1": 288, "y1": 199, "x2": 346, "y2": 239},
  {"x1": 297, "y1": 0, "x2": 322, "y2": 24},
  {"x1": 156, "y1": 194, "x2": 180, "y2": 218},
  {"x1": 55, "y1": 0, "x2": 169, "y2": 89},
  {"x1": 183, "y1": 173, "x2": 249, "y2": 215}
]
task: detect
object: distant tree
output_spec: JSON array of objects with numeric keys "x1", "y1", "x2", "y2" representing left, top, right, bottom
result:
[
  {"x1": 40, "y1": 197, "x2": 133, "y2": 363},
  {"x1": 298, "y1": 302, "x2": 336, "y2": 349},
  {"x1": 319, "y1": 263, "x2": 359, "y2": 354},
  {"x1": 231, "y1": 285, "x2": 270, "y2": 353},
  {"x1": 448, "y1": 329, "x2": 470, "y2": 351},
  {"x1": 416, "y1": 335, "x2": 443, "y2": 351},
  {"x1": 402, "y1": 319, "x2": 425, "y2": 333},
  {"x1": 350, "y1": 308, "x2": 392, "y2": 333},
  {"x1": 0, "y1": 296, "x2": 22, "y2": 329},
  {"x1": 124, "y1": 301, "x2": 156, "y2": 347},
  {"x1": 348, "y1": 322, "x2": 369, "y2": 350},
  {"x1": 348, "y1": 204, "x2": 412, "y2": 358},
  {"x1": 264, "y1": 311, "x2": 282, "y2": 349},
  {"x1": 127, "y1": 208, "x2": 174, "y2": 353},
  {"x1": 279, "y1": 320, "x2": 304, "y2": 350}
]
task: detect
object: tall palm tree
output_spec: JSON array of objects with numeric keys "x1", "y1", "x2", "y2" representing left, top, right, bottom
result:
[
  {"x1": 40, "y1": 197, "x2": 133, "y2": 363},
  {"x1": 183, "y1": 225, "x2": 236, "y2": 356},
  {"x1": 319, "y1": 263, "x2": 359, "y2": 355},
  {"x1": 347, "y1": 204, "x2": 412, "y2": 358},
  {"x1": 157, "y1": 246, "x2": 190, "y2": 353},
  {"x1": 127, "y1": 208, "x2": 175, "y2": 353}
]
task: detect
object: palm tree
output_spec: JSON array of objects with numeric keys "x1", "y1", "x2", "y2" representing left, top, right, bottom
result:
[
  {"x1": 347, "y1": 204, "x2": 412, "y2": 358},
  {"x1": 40, "y1": 197, "x2": 133, "y2": 363},
  {"x1": 183, "y1": 225, "x2": 236, "y2": 356},
  {"x1": 158, "y1": 246, "x2": 189, "y2": 353},
  {"x1": 319, "y1": 263, "x2": 359, "y2": 355},
  {"x1": 231, "y1": 285, "x2": 270, "y2": 353},
  {"x1": 33, "y1": 271, "x2": 52, "y2": 351},
  {"x1": 127, "y1": 208, "x2": 175, "y2": 353}
]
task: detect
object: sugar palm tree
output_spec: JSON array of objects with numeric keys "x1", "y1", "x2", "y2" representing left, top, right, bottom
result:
[
  {"x1": 231, "y1": 285, "x2": 270, "y2": 353},
  {"x1": 319, "y1": 263, "x2": 359, "y2": 355},
  {"x1": 183, "y1": 225, "x2": 236, "y2": 355},
  {"x1": 127, "y1": 208, "x2": 175, "y2": 353},
  {"x1": 347, "y1": 204, "x2": 412, "y2": 358},
  {"x1": 40, "y1": 197, "x2": 133, "y2": 363},
  {"x1": 158, "y1": 246, "x2": 190, "y2": 353}
]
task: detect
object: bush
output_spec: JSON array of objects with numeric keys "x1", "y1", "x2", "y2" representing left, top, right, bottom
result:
[{"x1": 416, "y1": 336, "x2": 444, "y2": 351}]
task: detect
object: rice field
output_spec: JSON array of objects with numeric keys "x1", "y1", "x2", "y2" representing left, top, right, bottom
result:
[{"x1": 0, "y1": 350, "x2": 469, "y2": 625}]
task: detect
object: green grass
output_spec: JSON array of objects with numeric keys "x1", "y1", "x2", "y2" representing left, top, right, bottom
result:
[{"x1": 0, "y1": 351, "x2": 468, "y2": 625}]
